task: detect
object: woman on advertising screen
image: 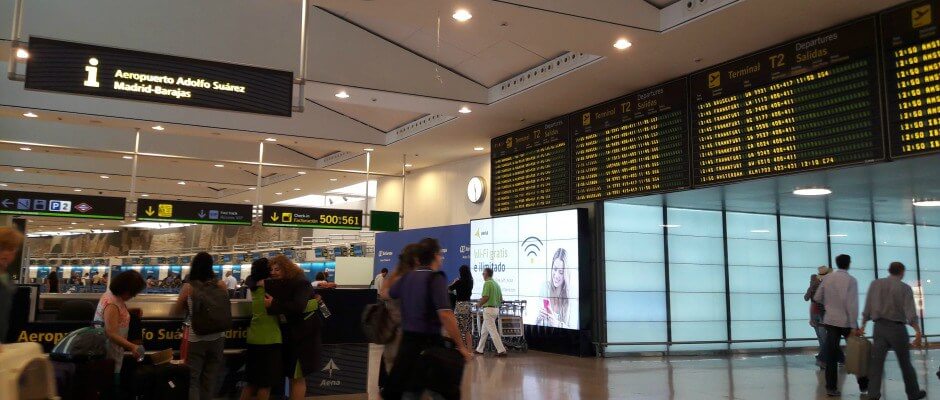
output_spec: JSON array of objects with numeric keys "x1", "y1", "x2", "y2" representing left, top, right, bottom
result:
[{"x1": 537, "y1": 248, "x2": 570, "y2": 329}]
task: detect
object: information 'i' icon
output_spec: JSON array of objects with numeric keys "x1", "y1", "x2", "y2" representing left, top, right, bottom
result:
[{"x1": 84, "y1": 57, "x2": 100, "y2": 88}]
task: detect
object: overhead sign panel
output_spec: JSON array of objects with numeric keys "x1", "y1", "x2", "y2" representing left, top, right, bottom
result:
[
  {"x1": 881, "y1": 0, "x2": 940, "y2": 158},
  {"x1": 136, "y1": 199, "x2": 252, "y2": 225},
  {"x1": 690, "y1": 18, "x2": 884, "y2": 186},
  {"x1": 572, "y1": 78, "x2": 690, "y2": 201},
  {"x1": 262, "y1": 206, "x2": 362, "y2": 230},
  {"x1": 0, "y1": 190, "x2": 125, "y2": 220},
  {"x1": 490, "y1": 117, "x2": 570, "y2": 215},
  {"x1": 25, "y1": 36, "x2": 294, "y2": 116}
]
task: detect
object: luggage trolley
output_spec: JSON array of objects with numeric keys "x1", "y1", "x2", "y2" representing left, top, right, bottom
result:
[{"x1": 470, "y1": 300, "x2": 528, "y2": 352}]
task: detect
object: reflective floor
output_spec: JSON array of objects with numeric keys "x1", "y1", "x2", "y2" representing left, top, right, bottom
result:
[{"x1": 366, "y1": 346, "x2": 940, "y2": 399}]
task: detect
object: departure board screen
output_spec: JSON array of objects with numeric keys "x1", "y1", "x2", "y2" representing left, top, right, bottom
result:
[
  {"x1": 490, "y1": 118, "x2": 570, "y2": 215},
  {"x1": 571, "y1": 79, "x2": 690, "y2": 201},
  {"x1": 882, "y1": 0, "x2": 940, "y2": 158},
  {"x1": 690, "y1": 18, "x2": 884, "y2": 185}
]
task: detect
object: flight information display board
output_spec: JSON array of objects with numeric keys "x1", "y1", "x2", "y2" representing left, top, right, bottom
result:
[
  {"x1": 690, "y1": 18, "x2": 884, "y2": 185},
  {"x1": 490, "y1": 117, "x2": 570, "y2": 215},
  {"x1": 881, "y1": 0, "x2": 940, "y2": 158},
  {"x1": 571, "y1": 79, "x2": 690, "y2": 201}
]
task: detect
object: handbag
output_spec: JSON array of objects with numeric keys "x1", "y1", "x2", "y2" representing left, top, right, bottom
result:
[
  {"x1": 420, "y1": 338, "x2": 465, "y2": 398},
  {"x1": 845, "y1": 335, "x2": 871, "y2": 377}
]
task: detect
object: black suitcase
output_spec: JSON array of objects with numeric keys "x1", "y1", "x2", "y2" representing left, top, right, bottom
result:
[
  {"x1": 52, "y1": 358, "x2": 115, "y2": 400},
  {"x1": 131, "y1": 363, "x2": 189, "y2": 400}
]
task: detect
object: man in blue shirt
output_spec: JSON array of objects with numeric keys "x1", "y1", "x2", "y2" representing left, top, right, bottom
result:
[{"x1": 384, "y1": 238, "x2": 470, "y2": 400}]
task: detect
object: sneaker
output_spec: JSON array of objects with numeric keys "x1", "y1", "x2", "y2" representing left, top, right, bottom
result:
[
  {"x1": 474, "y1": 350, "x2": 485, "y2": 355},
  {"x1": 826, "y1": 389, "x2": 841, "y2": 397},
  {"x1": 496, "y1": 352, "x2": 508, "y2": 357},
  {"x1": 910, "y1": 390, "x2": 926, "y2": 400}
]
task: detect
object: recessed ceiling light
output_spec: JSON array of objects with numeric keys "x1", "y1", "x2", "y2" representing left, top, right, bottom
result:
[
  {"x1": 264, "y1": 138, "x2": 277, "y2": 142},
  {"x1": 458, "y1": 106, "x2": 472, "y2": 114},
  {"x1": 177, "y1": 181, "x2": 186, "y2": 185},
  {"x1": 473, "y1": 146, "x2": 485, "y2": 151},
  {"x1": 70, "y1": 222, "x2": 77, "y2": 225},
  {"x1": 293, "y1": 188, "x2": 301, "y2": 191},
  {"x1": 0, "y1": 183, "x2": 7, "y2": 187},
  {"x1": 19, "y1": 147, "x2": 31, "y2": 151},
  {"x1": 404, "y1": 163, "x2": 413, "y2": 168},
  {"x1": 913, "y1": 199, "x2": 940, "y2": 207},
  {"x1": 297, "y1": 171, "x2": 307, "y2": 175},
  {"x1": 99, "y1": 223, "x2": 104, "y2": 226},
  {"x1": 151, "y1": 125, "x2": 165, "y2": 131},
  {"x1": 140, "y1": 194, "x2": 149, "y2": 197},
  {"x1": 214, "y1": 164, "x2": 224, "y2": 168},
  {"x1": 122, "y1": 155, "x2": 134, "y2": 160},
  {"x1": 329, "y1": 178, "x2": 338, "y2": 182},
  {"x1": 335, "y1": 91, "x2": 350, "y2": 99},
  {"x1": 244, "y1": 199, "x2": 251, "y2": 203},
  {"x1": 660, "y1": 224, "x2": 681, "y2": 228},
  {"x1": 100, "y1": 175, "x2": 110, "y2": 179},
  {"x1": 13, "y1": 168, "x2": 24, "y2": 172},
  {"x1": 248, "y1": 187, "x2": 256, "y2": 190},
  {"x1": 613, "y1": 38, "x2": 633, "y2": 50},
  {"x1": 23, "y1": 112, "x2": 38, "y2": 118},
  {"x1": 73, "y1": 189, "x2": 82, "y2": 192},
  {"x1": 27, "y1": 220, "x2": 33, "y2": 223},
  {"x1": 452, "y1": 9, "x2": 472, "y2": 22},
  {"x1": 363, "y1": 148, "x2": 375, "y2": 152},
  {"x1": 15, "y1": 48, "x2": 29, "y2": 59},
  {"x1": 793, "y1": 187, "x2": 832, "y2": 196},
  {"x1": 275, "y1": 192, "x2": 283, "y2": 195}
]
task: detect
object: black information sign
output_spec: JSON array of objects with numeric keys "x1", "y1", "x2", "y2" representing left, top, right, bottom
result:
[
  {"x1": 25, "y1": 37, "x2": 294, "y2": 116},
  {"x1": 136, "y1": 199, "x2": 252, "y2": 225},
  {"x1": 690, "y1": 18, "x2": 884, "y2": 185},
  {"x1": 262, "y1": 206, "x2": 362, "y2": 230},
  {"x1": 0, "y1": 190, "x2": 125, "y2": 220},
  {"x1": 490, "y1": 117, "x2": 570, "y2": 215},
  {"x1": 572, "y1": 78, "x2": 690, "y2": 201},
  {"x1": 881, "y1": 0, "x2": 940, "y2": 158}
]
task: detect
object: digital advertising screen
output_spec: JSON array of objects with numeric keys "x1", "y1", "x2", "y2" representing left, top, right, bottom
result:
[{"x1": 470, "y1": 209, "x2": 587, "y2": 330}]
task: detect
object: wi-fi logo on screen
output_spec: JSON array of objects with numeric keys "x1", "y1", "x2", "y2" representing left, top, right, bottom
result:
[{"x1": 521, "y1": 236, "x2": 543, "y2": 264}]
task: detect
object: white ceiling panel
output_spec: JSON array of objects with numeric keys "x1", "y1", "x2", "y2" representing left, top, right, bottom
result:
[
  {"x1": 459, "y1": 40, "x2": 547, "y2": 87},
  {"x1": 316, "y1": 101, "x2": 426, "y2": 132}
]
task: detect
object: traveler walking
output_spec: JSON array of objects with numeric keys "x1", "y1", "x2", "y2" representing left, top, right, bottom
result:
[
  {"x1": 0, "y1": 228, "x2": 24, "y2": 348},
  {"x1": 449, "y1": 265, "x2": 474, "y2": 350},
  {"x1": 860, "y1": 262, "x2": 926, "y2": 400},
  {"x1": 377, "y1": 244, "x2": 421, "y2": 390},
  {"x1": 240, "y1": 258, "x2": 281, "y2": 400},
  {"x1": 805, "y1": 266, "x2": 832, "y2": 368},
  {"x1": 44, "y1": 267, "x2": 59, "y2": 293},
  {"x1": 173, "y1": 252, "x2": 231, "y2": 400},
  {"x1": 475, "y1": 267, "x2": 507, "y2": 356},
  {"x1": 383, "y1": 238, "x2": 471, "y2": 400},
  {"x1": 814, "y1": 254, "x2": 869, "y2": 397}
]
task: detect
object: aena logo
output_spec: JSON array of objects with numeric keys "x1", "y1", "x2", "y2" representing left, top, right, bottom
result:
[
  {"x1": 522, "y1": 236, "x2": 543, "y2": 262},
  {"x1": 474, "y1": 228, "x2": 489, "y2": 239},
  {"x1": 83, "y1": 58, "x2": 100, "y2": 88},
  {"x1": 320, "y1": 359, "x2": 341, "y2": 387}
]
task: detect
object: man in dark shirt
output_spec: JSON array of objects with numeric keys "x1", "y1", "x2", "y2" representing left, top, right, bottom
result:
[
  {"x1": 384, "y1": 238, "x2": 470, "y2": 400},
  {"x1": 859, "y1": 262, "x2": 926, "y2": 400}
]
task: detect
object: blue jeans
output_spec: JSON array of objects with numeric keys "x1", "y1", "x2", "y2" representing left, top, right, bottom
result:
[{"x1": 813, "y1": 314, "x2": 826, "y2": 360}]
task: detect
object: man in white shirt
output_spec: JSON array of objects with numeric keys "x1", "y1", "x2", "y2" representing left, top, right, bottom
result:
[
  {"x1": 372, "y1": 268, "x2": 388, "y2": 290},
  {"x1": 223, "y1": 271, "x2": 238, "y2": 297},
  {"x1": 814, "y1": 254, "x2": 869, "y2": 397}
]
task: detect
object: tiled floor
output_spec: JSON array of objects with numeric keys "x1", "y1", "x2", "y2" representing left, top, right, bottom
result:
[{"x1": 365, "y1": 345, "x2": 940, "y2": 399}]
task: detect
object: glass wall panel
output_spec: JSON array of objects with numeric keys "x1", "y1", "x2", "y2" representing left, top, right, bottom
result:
[
  {"x1": 604, "y1": 203, "x2": 667, "y2": 352},
  {"x1": 667, "y1": 208, "x2": 726, "y2": 350},
  {"x1": 917, "y1": 225, "x2": 940, "y2": 335},
  {"x1": 726, "y1": 212, "x2": 781, "y2": 348},
  {"x1": 780, "y1": 216, "x2": 827, "y2": 347}
]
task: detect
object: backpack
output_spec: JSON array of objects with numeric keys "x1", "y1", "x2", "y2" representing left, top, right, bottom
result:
[
  {"x1": 361, "y1": 300, "x2": 399, "y2": 344},
  {"x1": 50, "y1": 326, "x2": 109, "y2": 362},
  {"x1": 190, "y1": 280, "x2": 232, "y2": 335}
]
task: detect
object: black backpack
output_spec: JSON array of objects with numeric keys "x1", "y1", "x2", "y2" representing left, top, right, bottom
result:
[
  {"x1": 50, "y1": 326, "x2": 108, "y2": 362},
  {"x1": 361, "y1": 300, "x2": 399, "y2": 344},
  {"x1": 190, "y1": 280, "x2": 232, "y2": 335}
]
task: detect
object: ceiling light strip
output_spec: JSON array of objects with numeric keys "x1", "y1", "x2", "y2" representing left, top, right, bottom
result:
[
  {"x1": 487, "y1": 51, "x2": 604, "y2": 104},
  {"x1": 386, "y1": 114, "x2": 457, "y2": 145}
]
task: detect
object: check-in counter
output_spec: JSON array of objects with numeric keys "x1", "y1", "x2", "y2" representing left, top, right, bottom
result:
[{"x1": 8, "y1": 285, "x2": 378, "y2": 398}]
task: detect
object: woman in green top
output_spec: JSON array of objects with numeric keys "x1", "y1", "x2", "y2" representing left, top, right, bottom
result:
[{"x1": 240, "y1": 258, "x2": 282, "y2": 400}]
